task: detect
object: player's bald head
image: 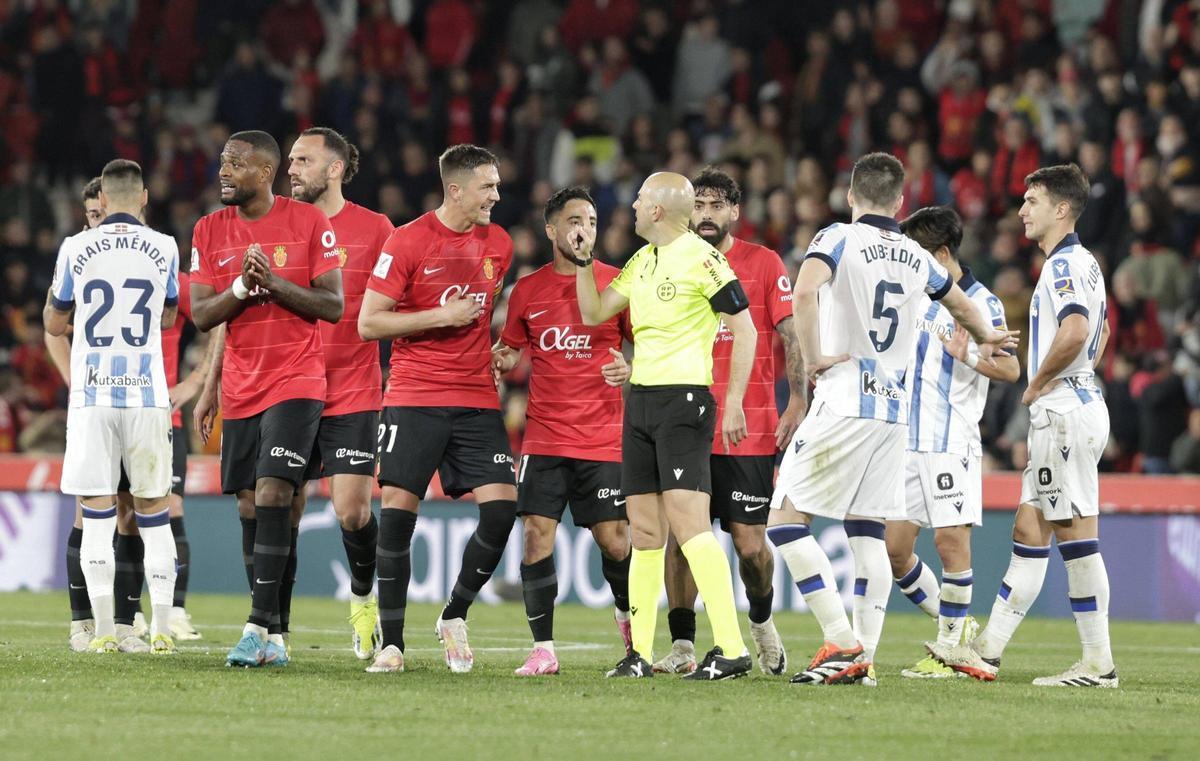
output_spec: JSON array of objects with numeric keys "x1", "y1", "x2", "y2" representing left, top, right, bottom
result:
[{"x1": 640, "y1": 172, "x2": 695, "y2": 223}]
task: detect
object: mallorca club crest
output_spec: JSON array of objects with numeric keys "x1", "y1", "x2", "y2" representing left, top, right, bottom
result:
[
  {"x1": 483, "y1": 257, "x2": 495, "y2": 280},
  {"x1": 273, "y1": 245, "x2": 288, "y2": 267},
  {"x1": 336, "y1": 247, "x2": 348, "y2": 267}
]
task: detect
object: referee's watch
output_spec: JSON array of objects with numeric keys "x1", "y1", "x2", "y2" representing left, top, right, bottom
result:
[{"x1": 566, "y1": 251, "x2": 593, "y2": 267}]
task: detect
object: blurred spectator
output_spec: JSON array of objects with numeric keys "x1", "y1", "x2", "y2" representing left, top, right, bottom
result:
[
  {"x1": 672, "y1": 13, "x2": 730, "y2": 121},
  {"x1": 1107, "y1": 268, "x2": 1166, "y2": 377},
  {"x1": 215, "y1": 41, "x2": 283, "y2": 134},
  {"x1": 1076, "y1": 140, "x2": 1126, "y2": 263},
  {"x1": 260, "y1": 0, "x2": 325, "y2": 69},
  {"x1": 0, "y1": 158, "x2": 56, "y2": 238},
  {"x1": 990, "y1": 115, "x2": 1041, "y2": 215},
  {"x1": 350, "y1": 0, "x2": 414, "y2": 79},
  {"x1": 1170, "y1": 408, "x2": 1200, "y2": 474},
  {"x1": 423, "y1": 0, "x2": 478, "y2": 70},
  {"x1": 1134, "y1": 351, "x2": 1190, "y2": 474},
  {"x1": 559, "y1": 0, "x2": 638, "y2": 53},
  {"x1": 590, "y1": 37, "x2": 654, "y2": 136}
]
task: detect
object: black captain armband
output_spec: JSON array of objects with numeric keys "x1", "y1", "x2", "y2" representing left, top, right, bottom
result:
[{"x1": 709, "y1": 280, "x2": 749, "y2": 315}]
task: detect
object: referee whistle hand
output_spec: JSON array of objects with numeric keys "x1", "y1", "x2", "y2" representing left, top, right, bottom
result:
[
  {"x1": 600, "y1": 347, "x2": 630, "y2": 386},
  {"x1": 722, "y1": 405, "x2": 747, "y2": 453}
]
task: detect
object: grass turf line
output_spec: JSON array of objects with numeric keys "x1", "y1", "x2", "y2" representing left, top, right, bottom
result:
[{"x1": 1, "y1": 591, "x2": 1196, "y2": 760}]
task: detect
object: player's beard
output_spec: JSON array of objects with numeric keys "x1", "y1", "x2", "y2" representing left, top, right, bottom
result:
[
  {"x1": 221, "y1": 184, "x2": 256, "y2": 207},
  {"x1": 291, "y1": 179, "x2": 328, "y2": 204},
  {"x1": 693, "y1": 220, "x2": 729, "y2": 248}
]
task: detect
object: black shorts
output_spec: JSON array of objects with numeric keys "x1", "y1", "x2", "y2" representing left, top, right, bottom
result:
[
  {"x1": 710, "y1": 454, "x2": 774, "y2": 531},
  {"x1": 377, "y1": 406, "x2": 514, "y2": 498},
  {"x1": 622, "y1": 385, "x2": 715, "y2": 496},
  {"x1": 517, "y1": 454, "x2": 625, "y2": 528},
  {"x1": 304, "y1": 410, "x2": 379, "y2": 481},
  {"x1": 117, "y1": 425, "x2": 187, "y2": 497},
  {"x1": 220, "y1": 398, "x2": 324, "y2": 493}
]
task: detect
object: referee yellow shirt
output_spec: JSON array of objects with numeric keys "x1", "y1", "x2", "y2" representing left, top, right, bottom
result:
[{"x1": 610, "y1": 231, "x2": 739, "y2": 386}]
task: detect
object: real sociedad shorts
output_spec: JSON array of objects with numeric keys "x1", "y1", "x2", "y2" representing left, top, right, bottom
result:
[
  {"x1": 1020, "y1": 401, "x2": 1109, "y2": 521},
  {"x1": 63, "y1": 406, "x2": 173, "y2": 499},
  {"x1": 903, "y1": 449, "x2": 983, "y2": 529}
]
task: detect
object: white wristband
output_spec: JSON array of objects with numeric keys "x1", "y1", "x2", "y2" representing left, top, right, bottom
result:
[
  {"x1": 965, "y1": 352, "x2": 979, "y2": 370},
  {"x1": 231, "y1": 276, "x2": 250, "y2": 300}
]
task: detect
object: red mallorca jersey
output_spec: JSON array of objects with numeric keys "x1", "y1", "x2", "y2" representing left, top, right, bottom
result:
[
  {"x1": 162, "y1": 270, "x2": 192, "y2": 428},
  {"x1": 710, "y1": 238, "x2": 793, "y2": 456},
  {"x1": 190, "y1": 196, "x2": 340, "y2": 419},
  {"x1": 366, "y1": 211, "x2": 512, "y2": 409},
  {"x1": 322, "y1": 201, "x2": 393, "y2": 417},
  {"x1": 500, "y1": 263, "x2": 631, "y2": 462}
]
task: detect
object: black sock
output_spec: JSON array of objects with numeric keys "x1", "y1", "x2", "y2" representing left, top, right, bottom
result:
[
  {"x1": 170, "y1": 516, "x2": 190, "y2": 608},
  {"x1": 114, "y1": 533, "x2": 144, "y2": 626},
  {"x1": 747, "y1": 588, "x2": 774, "y2": 625},
  {"x1": 520, "y1": 555, "x2": 557, "y2": 642},
  {"x1": 377, "y1": 509, "x2": 417, "y2": 651},
  {"x1": 601, "y1": 552, "x2": 631, "y2": 612},
  {"x1": 278, "y1": 528, "x2": 299, "y2": 634},
  {"x1": 240, "y1": 517, "x2": 256, "y2": 592},
  {"x1": 342, "y1": 512, "x2": 378, "y2": 598},
  {"x1": 442, "y1": 500, "x2": 517, "y2": 621},
  {"x1": 66, "y1": 527, "x2": 92, "y2": 620},
  {"x1": 667, "y1": 607, "x2": 696, "y2": 644},
  {"x1": 248, "y1": 507, "x2": 291, "y2": 629}
]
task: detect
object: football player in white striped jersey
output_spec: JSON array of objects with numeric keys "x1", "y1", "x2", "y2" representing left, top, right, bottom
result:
[
  {"x1": 930, "y1": 164, "x2": 1117, "y2": 688},
  {"x1": 884, "y1": 207, "x2": 1019, "y2": 679}
]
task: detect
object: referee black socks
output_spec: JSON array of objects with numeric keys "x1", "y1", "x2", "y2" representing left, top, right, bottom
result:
[
  {"x1": 342, "y1": 512, "x2": 379, "y2": 598},
  {"x1": 520, "y1": 555, "x2": 557, "y2": 642},
  {"x1": 442, "y1": 500, "x2": 517, "y2": 621},
  {"x1": 247, "y1": 507, "x2": 291, "y2": 630},
  {"x1": 377, "y1": 509, "x2": 417, "y2": 652}
]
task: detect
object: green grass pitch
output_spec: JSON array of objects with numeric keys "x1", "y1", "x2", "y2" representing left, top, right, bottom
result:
[{"x1": 2, "y1": 591, "x2": 1196, "y2": 760}]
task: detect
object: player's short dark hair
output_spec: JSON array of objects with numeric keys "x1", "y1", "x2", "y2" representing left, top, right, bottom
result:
[
  {"x1": 692, "y1": 166, "x2": 742, "y2": 205},
  {"x1": 229, "y1": 129, "x2": 282, "y2": 168},
  {"x1": 543, "y1": 186, "x2": 595, "y2": 224},
  {"x1": 438, "y1": 144, "x2": 498, "y2": 183},
  {"x1": 900, "y1": 206, "x2": 963, "y2": 260},
  {"x1": 1024, "y1": 163, "x2": 1089, "y2": 220},
  {"x1": 301, "y1": 127, "x2": 361, "y2": 184},
  {"x1": 850, "y1": 152, "x2": 905, "y2": 208},
  {"x1": 82, "y1": 176, "x2": 102, "y2": 201},
  {"x1": 100, "y1": 159, "x2": 143, "y2": 195}
]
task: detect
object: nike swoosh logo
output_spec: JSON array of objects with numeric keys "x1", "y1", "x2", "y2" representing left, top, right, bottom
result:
[
  {"x1": 218, "y1": 255, "x2": 237, "y2": 267},
  {"x1": 476, "y1": 568, "x2": 489, "y2": 575},
  {"x1": 529, "y1": 309, "x2": 549, "y2": 319},
  {"x1": 255, "y1": 578, "x2": 277, "y2": 585},
  {"x1": 614, "y1": 499, "x2": 626, "y2": 506},
  {"x1": 287, "y1": 460, "x2": 304, "y2": 468},
  {"x1": 743, "y1": 504, "x2": 765, "y2": 512},
  {"x1": 354, "y1": 561, "x2": 373, "y2": 567},
  {"x1": 378, "y1": 577, "x2": 396, "y2": 582},
  {"x1": 349, "y1": 458, "x2": 372, "y2": 465},
  {"x1": 69, "y1": 584, "x2": 86, "y2": 590},
  {"x1": 126, "y1": 595, "x2": 140, "y2": 601},
  {"x1": 527, "y1": 613, "x2": 546, "y2": 621},
  {"x1": 423, "y1": 266, "x2": 445, "y2": 275}
]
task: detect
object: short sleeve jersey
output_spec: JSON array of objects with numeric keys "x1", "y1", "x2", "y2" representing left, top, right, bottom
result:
[
  {"x1": 321, "y1": 201, "x2": 393, "y2": 417},
  {"x1": 366, "y1": 211, "x2": 512, "y2": 409},
  {"x1": 1029, "y1": 232, "x2": 1107, "y2": 412},
  {"x1": 500, "y1": 262, "x2": 631, "y2": 462},
  {"x1": 709, "y1": 238, "x2": 792, "y2": 456},
  {"x1": 907, "y1": 266, "x2": 1008, "y2": 454},
  {"x1": 190, "y1": 196, "x2": 340, "y2": 420},
  {"x1": 610, "y1": 231, "x2": 738, "y2": 387},
  {"x1": 804, "y1": 215, "x2": 951, "y2": 424},
  {"x1": 50, "y1": 213, "x2": 179, "y2": 410}
]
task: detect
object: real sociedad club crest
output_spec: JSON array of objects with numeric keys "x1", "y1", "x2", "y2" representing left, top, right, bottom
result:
[
  {"x1": 274, "y1": 245, "x2": 288, "y2": 267},
  {"x1": 483, "y1": 257, "x2": 495, "y2": 280}
]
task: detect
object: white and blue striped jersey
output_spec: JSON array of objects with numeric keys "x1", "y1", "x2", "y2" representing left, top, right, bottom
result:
[
  {"x1": 1028, "y1": 232, "x2": 1106, "y2": 413},
  {"x1": 806, "y1": 215, "x2": 952, "y2": 424},
  {"x1": 49, "y1": 213, "x2": 178, "y2": 410},
  {"x1": 907, "y1": 267, "x2": 1008, "y2": 454}
]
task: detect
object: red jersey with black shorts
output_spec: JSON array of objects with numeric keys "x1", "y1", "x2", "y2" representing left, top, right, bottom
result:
[
  {"x1": 190, "y1": 195, "x2": 339, "y2": 491},
  {"x1": 708, "y1": 238, "x2": 792, "y2": 529},
  {"x1": 366, "y1": 210, "x2": 515, "y2": 497},
  {"x1": 306, "y1": 200, "x2": 393, "y2": 480},
  {"x1": 500, "y1": 262, "x2": 632, "y2": 527}
]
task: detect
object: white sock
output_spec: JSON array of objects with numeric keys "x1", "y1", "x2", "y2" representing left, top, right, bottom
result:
[
  {"x1": 268, "y1": 632, "x2": 286, "y2": 647},
  {"x1": 136, "y1": 509, "x2": 177, "y2": 638},
  {"x1": 938, "y1": 568, "x2": 973, "y2": 646},
  {"x1": 534, "y1": 640, "x2": 555, "y2": 654},
  {"x1": 351, "y1": 592, "x2": 372, "y2": 604},
  {"x1": 767, "y1": 525, "x2": 856, "y2": 649},
  {"x1": 845, "y1": 521, "x2": 890, "y2": 660},
  {"x1": 977, "y1": 542, "x2": 1049, "y2": 660},
  {"x1": 80, "y1": 506, "x2": 118, "y2": 638},
  {"x1": 243, "y1": 622, "x2": 268, "y2": 640},
  {"x1": 614, "y1": 607, "x2": 630, "y2": 622},
  {"x1": 894, "y1": 555, "x2": 940, "y2": 618},
  {"x1": 1060, "y1": 539, "x2": 1114, "y2": 674}
]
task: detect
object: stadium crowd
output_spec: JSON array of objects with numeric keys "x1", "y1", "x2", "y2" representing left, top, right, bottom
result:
[{"x1": 1, "y1": 0, "x2": 1200, "y2": 474}]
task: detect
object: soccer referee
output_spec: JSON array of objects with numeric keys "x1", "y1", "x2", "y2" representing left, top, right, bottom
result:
[{"x1": 576, "y1": 172, "x2": 756, "y2": 680}]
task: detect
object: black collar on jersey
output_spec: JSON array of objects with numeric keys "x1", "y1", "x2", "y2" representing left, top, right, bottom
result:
[
  {"x1": 1049, "y1": 232, "x2": 1080, "y2": 257},
  {"x1": 957, "y1": 263, "x2": 978, "y2": 291},
  {"x1": 856, "y1": 213, "x2": 901, "y2": 233},
  {"x1": 101, "y1": 212, "x2": 142, "y2": 226}
]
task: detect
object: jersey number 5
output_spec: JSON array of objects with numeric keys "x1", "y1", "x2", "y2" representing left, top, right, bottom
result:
[
  {"x1": 82, "y1": 278, "x2": 155, "y2": 348},
  {"x1": 869, "y1": 280, "x2": 904, "y2": 352}
]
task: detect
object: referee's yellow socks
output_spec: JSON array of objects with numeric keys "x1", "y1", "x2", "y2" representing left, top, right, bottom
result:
[
  {"x1": 681, "y1": 532, "x2": 746, "y2": 657},
  {"x1": 629, "y1": 546, "x2": 665, "y2": 658}
]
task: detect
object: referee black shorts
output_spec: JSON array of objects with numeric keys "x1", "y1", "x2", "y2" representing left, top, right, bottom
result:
[{"x1": 622, "y1": 385, "x2": 716, "y2": 496}]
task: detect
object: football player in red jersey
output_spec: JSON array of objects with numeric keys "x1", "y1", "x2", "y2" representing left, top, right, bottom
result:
[
  {"x1": 655, "y1": 167, "x2": 807, "y2": 676},
  {"x1": 491, "y1": 187, "x2": 633, "y2": 676},
  {"x1": 287, "y1": 127, "x2": 394, "y2": 660},
  {"x1": 190, "y1": 130, "x2": 344, "y2": 668},
  {"x1": 358, "y1": 144, "x2": 515, "y2": 674}
]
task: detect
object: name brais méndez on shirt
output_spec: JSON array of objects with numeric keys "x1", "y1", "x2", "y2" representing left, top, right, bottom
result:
[{"x1": 69, "y1": 230, "x2": 172, "y2": 279}]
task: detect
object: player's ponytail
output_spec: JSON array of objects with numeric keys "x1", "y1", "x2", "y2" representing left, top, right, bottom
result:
[{"x1": 343, "y1": 142, "x2": 360, "y2": 185}]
